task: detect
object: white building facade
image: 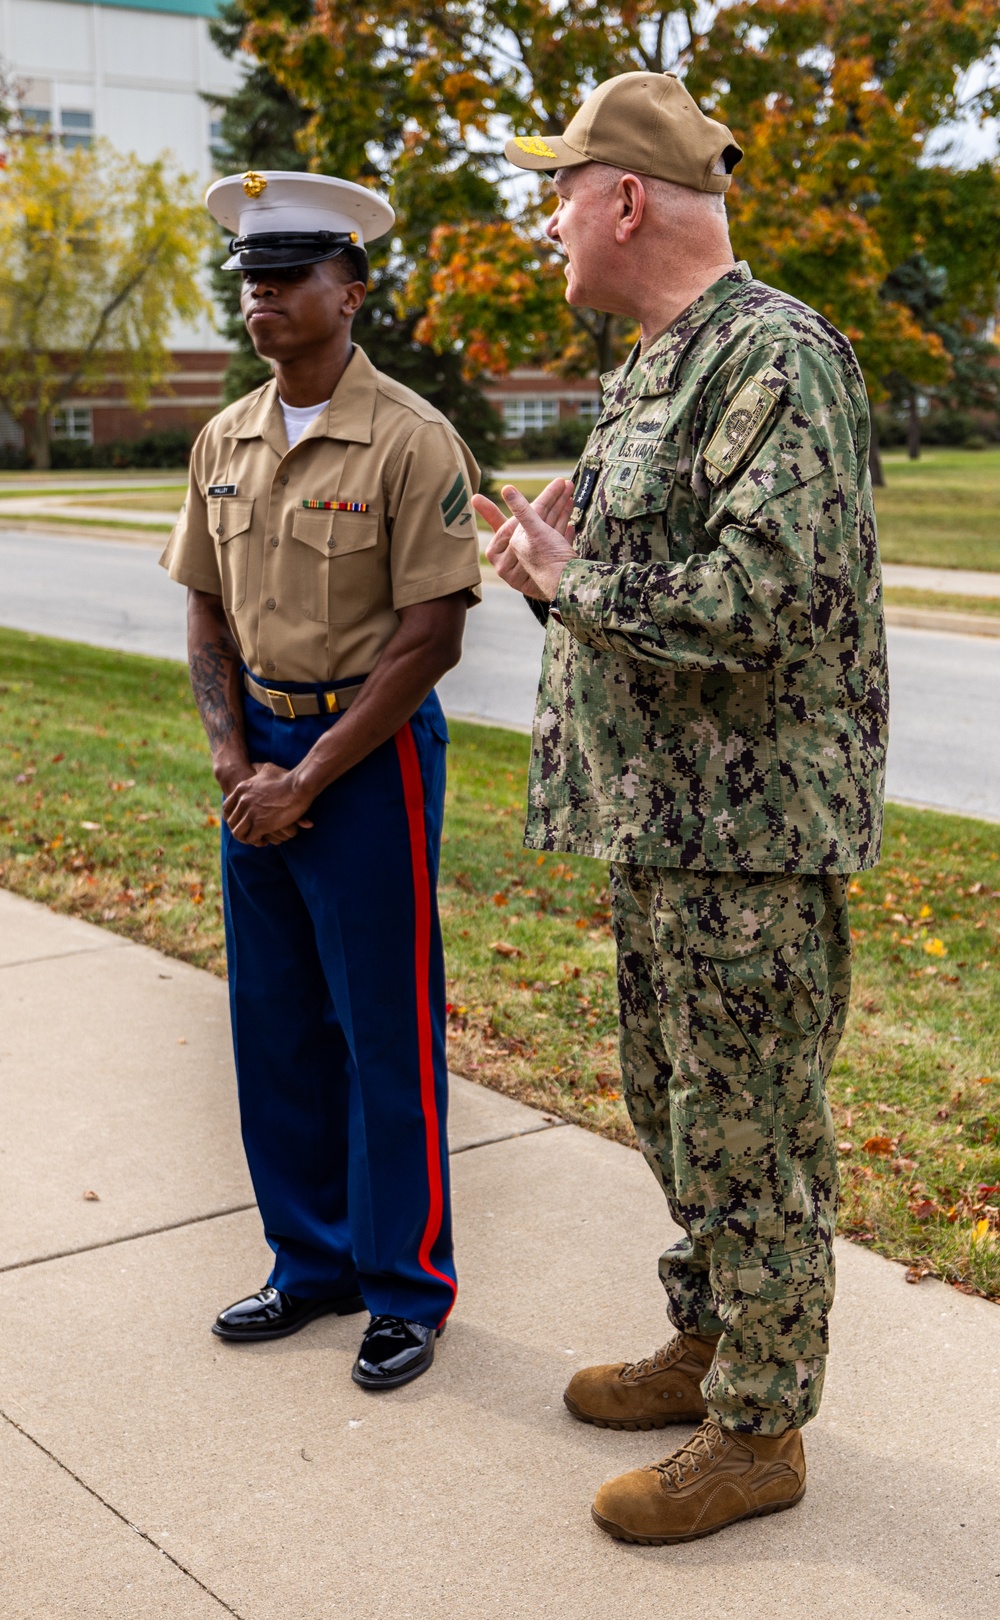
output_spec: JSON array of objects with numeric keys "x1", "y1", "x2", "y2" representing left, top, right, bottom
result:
[{"x1": 0, "y1": 0, "x2": 242, "y2": 445}]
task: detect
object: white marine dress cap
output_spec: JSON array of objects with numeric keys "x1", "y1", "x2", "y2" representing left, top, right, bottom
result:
[{"x1": 207, "y1": 171, "x2": 395, "y2": 271}]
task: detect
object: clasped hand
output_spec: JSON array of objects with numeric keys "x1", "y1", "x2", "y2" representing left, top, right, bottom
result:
[
  {"x1": 222, "y1": 761, "x2": 315, "y2": 846},
  {"x1": 472, "y1": 477, "x2": 577, "y2": 601}
]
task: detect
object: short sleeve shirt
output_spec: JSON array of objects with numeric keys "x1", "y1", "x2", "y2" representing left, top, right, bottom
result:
[{"x1": 159, "y1": 346, "x2": 482, "y2": 683}]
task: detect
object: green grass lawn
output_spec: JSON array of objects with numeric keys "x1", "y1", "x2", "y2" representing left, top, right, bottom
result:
[
  {"x1": 0, "y1": 627, "x2": 997, "y2": 1300},
  {"x1": 883, "y1": 588, "x2": 1000, "y2": 619},
  {"x1": 875, "y1": 448, "x2": 1000, "y2": 572}
]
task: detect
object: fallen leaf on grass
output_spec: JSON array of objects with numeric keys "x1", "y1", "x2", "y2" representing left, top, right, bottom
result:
[
  {"x1": 909, "y1": 1198, "x2": 941, "y2": 1221},
  {"x1": 976, "y1": 1076, "x2": 996, "y2": 1086},
  {"x1": 50, "y1": 753, "x2": 64, "y2": 763},
  {"x1": 489, "y1": 941, "x2": 521, "y2": 959},
  {"x1": 80, "y1": 821, "x2": 101, "y2": 831},
  {"x1": 923, "y1": 938, "x2": 947, "y2": 958},
  {"x1": 863, "y1": 1135, "x2": 893, "y2": 1156},
  {"x1": 837, "y1": 1141, "x2": 854, "y2": 1154},
  {"x1": 83, "y1": 1189, "x2": 100, "y2": 1201}
]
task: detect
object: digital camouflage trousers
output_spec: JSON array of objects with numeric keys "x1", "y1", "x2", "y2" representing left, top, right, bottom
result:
[{"x1": 612, "y1": 865, "x2": 852, "y2": 1436}]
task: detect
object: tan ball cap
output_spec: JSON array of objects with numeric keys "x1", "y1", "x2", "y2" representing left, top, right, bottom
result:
[{"x1": 504, "y1": 72, "x2": 742, "y2": 194}]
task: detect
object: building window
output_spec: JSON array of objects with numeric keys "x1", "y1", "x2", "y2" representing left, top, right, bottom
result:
[
  {"x1": 22, "y1": 106, "x2": 52, "y2": 131},
  {"x1": 501, "y1": 397, "x2": 560, "y2": 436},
  {"x1": 209, "y1": 119, "x2": 223, "y2": 143},
  {"x1": 51, "y1": 407, "x2": 93, "y2": 444},
  {"x1": 60, "y1": 110, "x2": 94, "y2": 150},
  {"x1": 575, "y1": 397, "x2": 602, "y2": 421}
]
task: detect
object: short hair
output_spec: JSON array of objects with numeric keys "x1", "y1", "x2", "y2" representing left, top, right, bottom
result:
[
  {"x1": 592, "y1": 162, "x2": 728, "y2": 217},
  {"x1": 334, "y1": 244, "x2": 370, "y2": 286}
]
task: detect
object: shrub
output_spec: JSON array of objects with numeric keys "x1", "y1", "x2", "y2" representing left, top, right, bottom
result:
[
  {"x1": 508, "y1": 416, "x2": 593, "y2": 461},
  {"x1": 49, "y1": 430, "x2": 193, "y2": 469}
]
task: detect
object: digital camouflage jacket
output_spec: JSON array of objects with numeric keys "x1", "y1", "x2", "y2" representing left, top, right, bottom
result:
[{"x1": 525, "y1": 262, "x2": 888, "y2": 872}]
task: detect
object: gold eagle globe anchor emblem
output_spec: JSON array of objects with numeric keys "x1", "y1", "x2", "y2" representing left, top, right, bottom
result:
[{"x1": 242, "y1": 171, "x2": 268, "y2": 198}]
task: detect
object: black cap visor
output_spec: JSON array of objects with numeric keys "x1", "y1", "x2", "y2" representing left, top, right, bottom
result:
[{"x1": 222, "y1": 230, "x2": 357, "y2": 271}]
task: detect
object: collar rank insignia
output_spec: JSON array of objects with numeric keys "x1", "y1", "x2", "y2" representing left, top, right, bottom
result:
[{"x1": 302, "y1": 500, "x2": 369, "y2": 512}]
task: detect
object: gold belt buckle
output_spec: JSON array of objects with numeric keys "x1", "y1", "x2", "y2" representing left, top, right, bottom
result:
[{"x1": 265, "y1": 688, "x2": 296, "y2": 719}]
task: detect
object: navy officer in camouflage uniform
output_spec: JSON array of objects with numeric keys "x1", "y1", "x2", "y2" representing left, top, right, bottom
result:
[{"x1": 475, "y1": 72, "x2": 887, "y2": 1544}]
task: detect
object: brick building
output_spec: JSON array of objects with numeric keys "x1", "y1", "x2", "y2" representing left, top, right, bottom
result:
[{"x1": 0, "y1": 0, "x2": 238, "y2": 450}]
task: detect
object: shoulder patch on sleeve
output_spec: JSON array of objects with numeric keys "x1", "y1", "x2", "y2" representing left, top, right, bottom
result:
[
  {"x1": 703, "y1": 371, "x2": 783, "y2": 484},
  {"x1": 440, "y1": 470, "x2": 475, "y2": 536}
]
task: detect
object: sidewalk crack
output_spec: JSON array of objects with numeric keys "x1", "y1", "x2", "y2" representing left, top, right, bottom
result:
[
  {"x1": 0, "y1": 941, "x2": 128, "y2": 972},
  {"x1": 0, "y1": 1409, "x2": 246, "y2": 1617},
  {"x1": 0, "y1": 1202, "x2": 257, "y2": 1275}
]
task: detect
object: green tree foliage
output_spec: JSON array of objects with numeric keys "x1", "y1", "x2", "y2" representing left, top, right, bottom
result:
[
  {"x1": 206, "y1": 2, "x2": 502, "y2": 469},
  {"x1": 216, "y1": 1, "x2": 1000, "y2": 479},
  {"x1": 0, "y1": 137, "x2": 211, "y2": 468}
]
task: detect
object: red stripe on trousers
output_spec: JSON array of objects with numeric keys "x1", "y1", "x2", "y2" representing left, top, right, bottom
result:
[{"x1": 394, "y1": 722, "x2": 456, "y2": 1325}]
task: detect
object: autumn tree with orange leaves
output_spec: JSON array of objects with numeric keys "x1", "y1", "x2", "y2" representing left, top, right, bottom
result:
[{"x1": 219, "y1": 0, "x2": 1000, "y2": 471}]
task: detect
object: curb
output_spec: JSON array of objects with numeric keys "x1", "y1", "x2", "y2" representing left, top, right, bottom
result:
[{"x1": 885, "y1": 606, "x2": 1000, "y2": 638}]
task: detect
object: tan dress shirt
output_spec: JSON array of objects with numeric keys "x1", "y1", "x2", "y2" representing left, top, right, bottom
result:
[{"x1": 160, "y1": 346, "x2": 482, "y2": 683}]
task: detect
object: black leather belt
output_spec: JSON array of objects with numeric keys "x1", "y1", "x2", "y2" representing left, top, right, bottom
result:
[{"x1": 244, "y1": 672, "x2": 364, "y2": 718}]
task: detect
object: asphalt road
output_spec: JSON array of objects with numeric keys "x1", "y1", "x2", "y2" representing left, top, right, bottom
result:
[{"x1": 1, "y1": 528, "x2": 997, "y2": 821}]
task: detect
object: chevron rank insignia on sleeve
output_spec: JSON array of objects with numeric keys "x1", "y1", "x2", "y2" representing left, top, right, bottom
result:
[
  {"x1": 440, "y1": 471, "x2": 473, "y2": 531},
  {"x1": 703, "y1": 373, "x2": 783, "y2": 483}
]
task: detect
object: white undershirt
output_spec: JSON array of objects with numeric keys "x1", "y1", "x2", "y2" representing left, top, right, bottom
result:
[{"x1": 279, "y1": 397, "x2": 330, "y2": 449}]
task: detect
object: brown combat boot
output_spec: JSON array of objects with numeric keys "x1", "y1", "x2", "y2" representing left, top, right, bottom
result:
[
  {"x1": 591, "y1": 1418, "x2": 806, "y2": 1544},
  {"x1": 563, "y1": 1332, "x2": 718, "y2": 1430}
]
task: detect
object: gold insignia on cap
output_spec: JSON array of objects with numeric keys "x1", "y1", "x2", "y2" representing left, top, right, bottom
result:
[
  {"x1": 513, "y1": 136, "x2": 558, "y2": 159},
  {"x1": 242, "y1": 171, "x2": 268, "y2": 198},
  {"x1": 350, "y1": 231, "x2": 358, "y2": 243}
]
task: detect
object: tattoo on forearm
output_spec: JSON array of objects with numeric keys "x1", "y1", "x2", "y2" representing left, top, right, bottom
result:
[{"x1": 190, "y1": 637, "x2": 240, "y2": 751}]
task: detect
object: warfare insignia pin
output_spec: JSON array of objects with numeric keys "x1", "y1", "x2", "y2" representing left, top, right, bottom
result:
[
  {"x1": 703, "y1": 374, "x2": 782, "y2": 482},
  {"x1": 242, "y1": 171, "x2": 268, "y2": 198},
  {"x1": 513, "y1": 136, "x2": 558, "y2": 160}
]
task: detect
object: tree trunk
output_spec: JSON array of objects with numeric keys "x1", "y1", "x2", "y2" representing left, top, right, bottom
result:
[
  {"x1": 907, "y1": 392, "x2": 921, "y2": 460},
  {"x1": 28, "y1": 412, "x2": 52, "y2": 471},
  {"x1": 869, "y1": 409, "x2": 885, "y2": 488},
  {"x1": 594, "y1": 312, "x2": 617, "y2": 376}
]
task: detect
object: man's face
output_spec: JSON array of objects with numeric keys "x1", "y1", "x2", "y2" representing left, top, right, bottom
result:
[
  {"x1": 239, "y1": 260, "x2": 364, "y2": 361},
  {"x1": 541, "y1": 167, "x2": 619, "y2": 312},
  {"x1": 544, "y1": 165, "x2": 639, "y2": 316}
]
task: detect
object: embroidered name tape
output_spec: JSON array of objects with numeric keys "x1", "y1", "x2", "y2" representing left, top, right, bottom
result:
[
  {"x1": 301, "y1": 500, "x2": 369, "y2": 512},
  {"x1": 704, "y1": 374, "x2": 782, "y2": 482},
  {"x1": 208, "y1": 484, "x2": 238, "y2": 497}
]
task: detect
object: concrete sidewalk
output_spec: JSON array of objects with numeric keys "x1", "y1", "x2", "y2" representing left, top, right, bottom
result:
[{"x1": 0, "y1": 890, "x2": 997, "y2": 1619}]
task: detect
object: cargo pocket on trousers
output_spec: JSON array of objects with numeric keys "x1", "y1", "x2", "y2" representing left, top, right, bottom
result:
[
  {"x1": 717, "y1": 1245, "x2": 833, "y2": 1363},
  {"x1": 208, "y1": 496, "x2": 254, "y2": 612},
  {"x1": 291, "y1": 508, "x2": 379, "y2": 625},
  {"x1": 683, "y1": 878, "x2": 830, "y2": 1072}
]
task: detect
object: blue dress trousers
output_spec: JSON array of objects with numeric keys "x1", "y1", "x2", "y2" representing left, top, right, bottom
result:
[{"x1": 221, "y1": 677, "x2": 456, "y2": 1330}]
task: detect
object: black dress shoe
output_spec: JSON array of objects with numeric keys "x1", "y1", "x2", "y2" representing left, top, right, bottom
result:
[
  {"x1": 351, "y1": 1314, "x2": 442, "y2": 1390},
  {"x1": 212, "y1": 1284, "x2": 366, "y2": 1342}
]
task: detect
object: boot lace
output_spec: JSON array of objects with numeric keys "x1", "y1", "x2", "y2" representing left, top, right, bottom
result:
[
  {"x1": 620, "y1": 1335, "x2": 688, "y2": 1383},
  {"x1": 653, "y1": 1421, "x2": 726, "y2": 1486}
]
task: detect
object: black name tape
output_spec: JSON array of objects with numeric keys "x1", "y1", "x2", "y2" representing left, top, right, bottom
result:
[{"x1": 208, "y1": 484, "x2": 238, "y2": 497}]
